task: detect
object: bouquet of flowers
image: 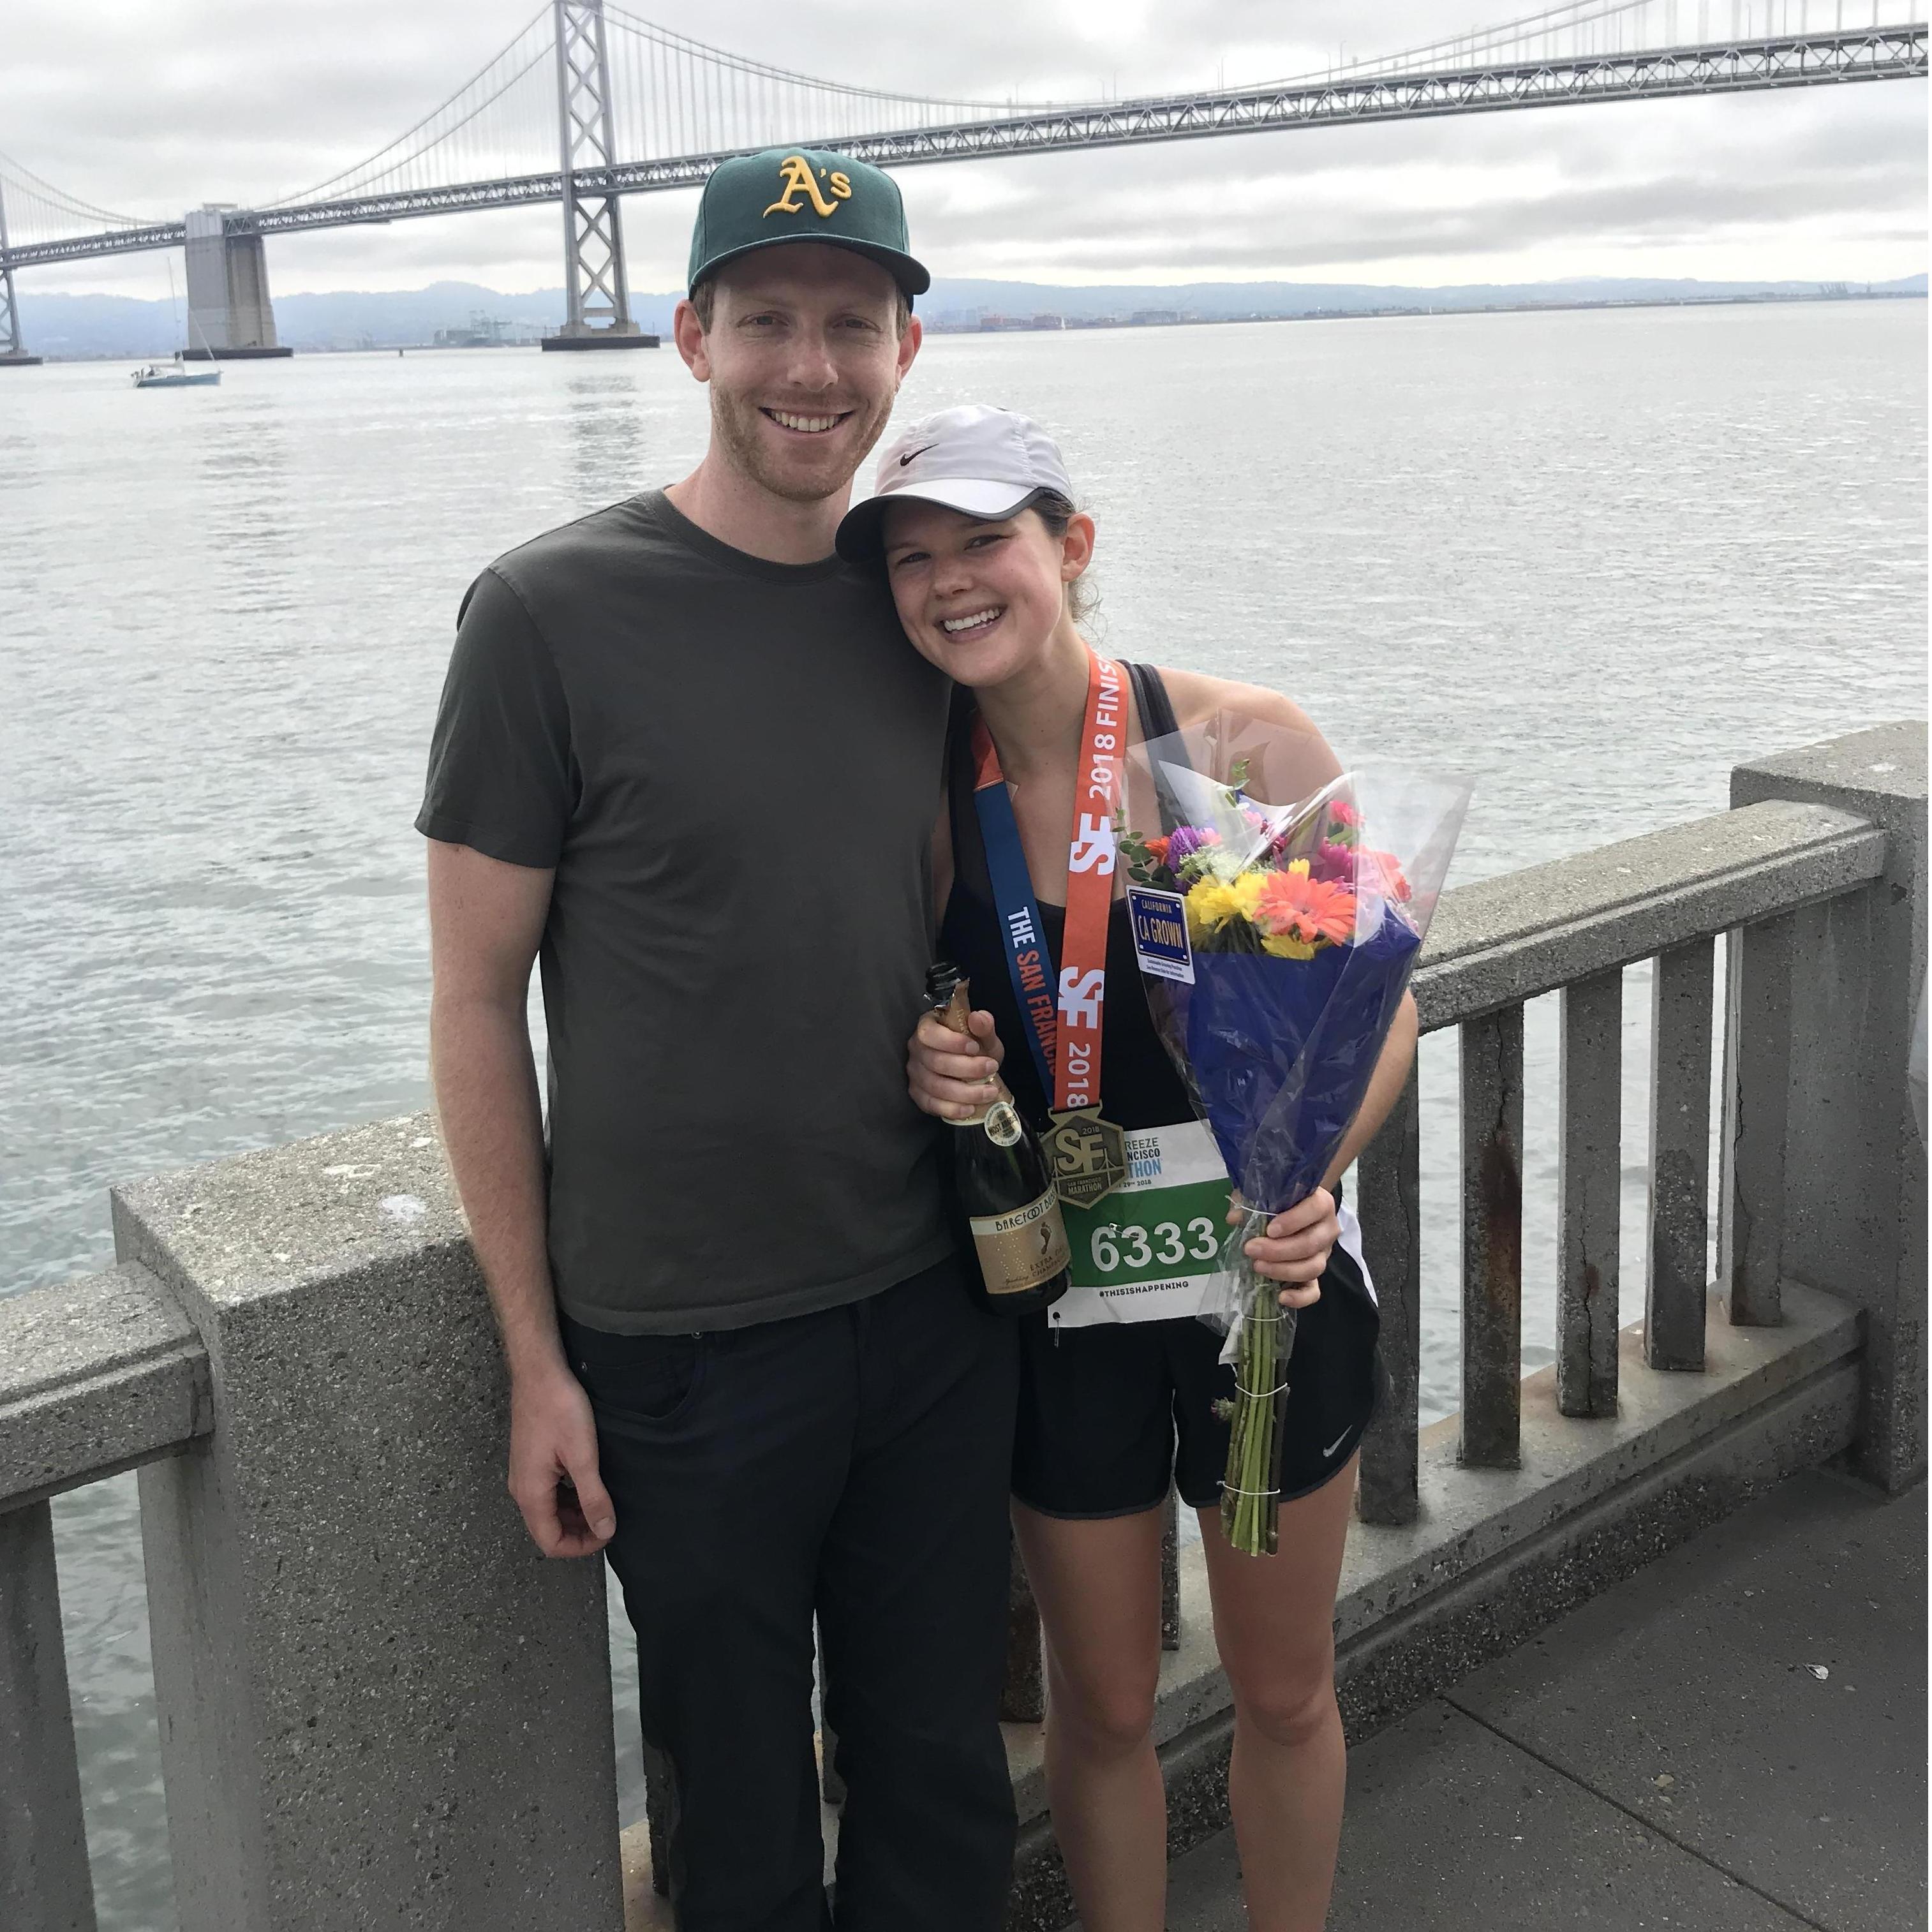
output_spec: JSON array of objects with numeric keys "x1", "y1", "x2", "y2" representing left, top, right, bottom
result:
[{"x1": 1120, "y1": 716, "x2": 1468, "y2": 1555}]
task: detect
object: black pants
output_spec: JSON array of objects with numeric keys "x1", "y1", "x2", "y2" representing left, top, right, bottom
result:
[{"x1": 564, "y1": 1256, "x2": 1020, "y2": 1932}]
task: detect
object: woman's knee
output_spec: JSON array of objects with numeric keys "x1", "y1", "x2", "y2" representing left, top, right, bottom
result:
[
  {"x1": 1227, "y1": 1655, "x2": 1337, "y2": 1753},
  {"x1": 1046, "y1": 1657, "x2": 1160, "y2": 1758}
]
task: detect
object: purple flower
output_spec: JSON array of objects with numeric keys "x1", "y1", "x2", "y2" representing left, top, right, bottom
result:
[{"x1": 1166, "y1": 826, "x2": 1222, "y2": 867}]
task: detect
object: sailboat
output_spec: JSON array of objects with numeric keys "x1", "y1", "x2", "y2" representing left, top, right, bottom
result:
[{"x1": 132, "y1": 260, "x2": 221, "y2": 389}]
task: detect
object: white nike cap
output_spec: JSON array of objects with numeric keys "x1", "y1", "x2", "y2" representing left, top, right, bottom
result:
[{"x1": 836, "y1": 403, "x2": 1076, "y2": 561}]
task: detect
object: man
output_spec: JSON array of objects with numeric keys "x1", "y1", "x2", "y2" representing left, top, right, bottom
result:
[{"x1": 416, "y1": 148, "x2": 1018, "y2": 1931}]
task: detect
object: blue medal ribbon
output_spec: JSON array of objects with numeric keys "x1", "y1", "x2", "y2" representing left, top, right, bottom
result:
[{"x1": 971, "y1": 733, "x2": 1059, "y2": 1106}]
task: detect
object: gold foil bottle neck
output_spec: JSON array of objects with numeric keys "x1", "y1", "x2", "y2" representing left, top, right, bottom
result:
[{"x1": 936, "y1": 978, "x2": 972, "y2": 1036}]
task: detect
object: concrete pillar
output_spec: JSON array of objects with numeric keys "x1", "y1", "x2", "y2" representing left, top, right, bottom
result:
[
  {"x1": 0, "y1": 1503, "x2": 98, "y2": 1932},
  {"x1": 1731, "y1": 722, "x2": 1928, "y2": 1492},
  {"x1": 182, "y1": 207, "x2": 281, "y2": 356},
  {"x1": 111, "y1": 1115, "x2": 623, "y2": 1931}
]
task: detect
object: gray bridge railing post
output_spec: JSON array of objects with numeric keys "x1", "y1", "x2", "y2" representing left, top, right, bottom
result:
[
  {"x1": 1356, "y1": 1067, "x2": 1422, "y2": 1524},
  {"x1": 1557, "y1": 969, "x2": 1624, "y2": 1418},
  {"x1": 1720, "y1": 909, "x2": 1797, "y2": 1328},
  {"x1": 1731, "y1": 723, "x2": 1928, "y2": 1492},
  {"x1": 1646, "y1": 937, "x2": 1716, "y2": 1372},
  {"x1": 1460, "y1": 1005, "x2": 1525, "y2": 1469},
  {"x1": 0, "y1": 1502, "x2": 98, "y2": 1932},
  {"x1": 108, "y1": 1116, "x2": 624, "y2": 1932}
]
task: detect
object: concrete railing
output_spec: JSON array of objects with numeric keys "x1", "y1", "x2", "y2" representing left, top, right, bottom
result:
[{"x1": 1, "y1": 723, "x2": 1922, "y2": 1932}]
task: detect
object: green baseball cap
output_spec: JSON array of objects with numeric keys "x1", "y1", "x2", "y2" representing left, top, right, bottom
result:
[{"x1": 687, "y1": 146, "x2": 930, "y2": 301}]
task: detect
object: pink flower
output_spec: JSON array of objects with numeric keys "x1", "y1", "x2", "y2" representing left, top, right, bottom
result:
[{"x1": 1309, "y1": 841, "x2": 1357, "y2": 884}]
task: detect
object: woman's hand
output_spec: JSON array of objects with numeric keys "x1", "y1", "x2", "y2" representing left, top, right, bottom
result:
[
  {"x1": 907, "y1": 1008, "x2": 1006, "y2": 1120},
  {"x1": 1229, "y1": 1187, "x2": 1337, "y2": 1311}
]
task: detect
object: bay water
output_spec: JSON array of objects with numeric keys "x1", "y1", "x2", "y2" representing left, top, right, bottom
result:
[{"x1": 1, "y1": 298, "x2": 1923, "y2": 1928}]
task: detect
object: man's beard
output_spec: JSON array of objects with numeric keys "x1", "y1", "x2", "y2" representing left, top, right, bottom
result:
[{"x1": 710, "y1": 386, "x2": 896, "y2": 506}]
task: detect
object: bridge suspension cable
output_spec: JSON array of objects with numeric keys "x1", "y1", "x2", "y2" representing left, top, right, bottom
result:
[
  {"x1": 249, "y1": 0, "x2": 1926, "y2": 223},
  {"x1": 0, "y1": 151, "x2": 143, "y2": 248},
  {"x1": 264, "y1": 6, "x2": 558, "y2": 207},
  {"x1": 1335, "y1": 0, "x2": 1901, "y2": 73},
  {"x1": 600, "y1": 4, "x2": 1066, "y2": 159}
]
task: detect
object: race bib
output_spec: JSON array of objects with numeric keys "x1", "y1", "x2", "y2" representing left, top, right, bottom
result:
[{"x1": 1050, "y1": 1118, "x2": 1235, "y2": 1328}]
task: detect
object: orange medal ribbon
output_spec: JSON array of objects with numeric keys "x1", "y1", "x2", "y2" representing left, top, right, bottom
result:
[{"x1": 970, "y1": 649, "x2": 1131, "y2": 1208}]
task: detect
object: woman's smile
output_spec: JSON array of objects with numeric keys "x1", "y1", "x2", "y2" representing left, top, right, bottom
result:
[{"x1": 939, "y1": 605, "x2": 1006, "y2": 637}]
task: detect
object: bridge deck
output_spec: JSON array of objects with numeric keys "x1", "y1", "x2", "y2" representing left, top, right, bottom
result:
[{"x1": 1148, "y1": 1468, "x2": 1927, "y2": 1932}]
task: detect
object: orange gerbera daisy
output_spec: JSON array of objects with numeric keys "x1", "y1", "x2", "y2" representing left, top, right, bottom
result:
[{"x1": 1254, "y1": 861, "x2": 1356, "y2": 949}]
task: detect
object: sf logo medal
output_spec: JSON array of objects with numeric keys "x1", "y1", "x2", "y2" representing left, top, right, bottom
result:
[
  {"x1": 764, "y1": 156, "x2": 854, "y2": 219},
  {"x1": 1046, "y1": 1107, "x2": 1127, "y2": 1211}
]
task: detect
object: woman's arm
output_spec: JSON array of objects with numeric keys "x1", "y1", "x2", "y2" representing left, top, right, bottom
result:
[{"x1": 1324, "y1": 991, "x2": 1418, "y2": 1189}]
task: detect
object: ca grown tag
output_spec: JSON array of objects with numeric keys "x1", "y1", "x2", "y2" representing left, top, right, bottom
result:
[{"x1": 1128, "y1": 886, "x2": 1194, "y2": 985}]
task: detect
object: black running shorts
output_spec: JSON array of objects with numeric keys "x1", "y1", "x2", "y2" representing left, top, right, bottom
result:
[{"x1": 1011, "y1": 1231, "x2": 1381, "y2": 1519}]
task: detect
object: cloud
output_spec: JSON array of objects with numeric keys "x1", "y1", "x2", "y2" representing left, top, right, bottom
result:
[{"x1": 6, "y1": 0, "x2": 1924, "y2": 298}]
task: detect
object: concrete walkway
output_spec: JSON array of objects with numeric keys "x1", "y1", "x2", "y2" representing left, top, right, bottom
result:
[{"x1": 1145, "y1": 1468, "x2": 1926, "y2": 1932}]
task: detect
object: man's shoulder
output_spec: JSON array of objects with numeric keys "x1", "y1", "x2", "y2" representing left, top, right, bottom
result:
[
  {"x1": 494, "y1": 487, "x2": 668, "y2": 568},
  {"x1": 485, "y1": 493, "x2": 674, "y2": 614}
]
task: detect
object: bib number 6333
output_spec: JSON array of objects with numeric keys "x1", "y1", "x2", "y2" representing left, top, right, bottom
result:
[{"x1": 1088, "y1": 1216, "x2": 1222, "y2": 1274}]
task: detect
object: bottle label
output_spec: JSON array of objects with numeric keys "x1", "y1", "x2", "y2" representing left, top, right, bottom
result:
[{"x1": 969, "y1": 1185, "x2": 1072, "y2": 1297}]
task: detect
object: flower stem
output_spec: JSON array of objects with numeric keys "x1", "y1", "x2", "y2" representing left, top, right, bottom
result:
[{"x1": 1219, "y1": 1207, "x2": 1297, "y2": 1557}]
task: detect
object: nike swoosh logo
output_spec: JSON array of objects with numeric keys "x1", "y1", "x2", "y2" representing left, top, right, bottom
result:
[
  {"x1": 898, "y1": 445, "x2": 936, "y2": 466},
  {"x1": 1323, "y1": 1427, "x2": 1352, "y2": 1459}
]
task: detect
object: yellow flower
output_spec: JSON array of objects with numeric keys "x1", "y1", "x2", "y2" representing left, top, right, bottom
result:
[
  {"x1": 1186, "y1": 877, "x2": 1245, "y2": 940},
  {"x1": 1230, "y1": 872, "x2": 1268, "y2": 921},
  {"x1": 1263, "y1": 931, "x2": 1318, "y2": 961}
]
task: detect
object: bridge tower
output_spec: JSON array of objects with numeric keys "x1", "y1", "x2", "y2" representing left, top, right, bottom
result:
[
  {"x1": 182, "y1": 207, "x2": 291, "y2": 359},
  {"x1": 0, "y1": 180, "x2": 41, "y2": 367},
  {"x1": 544, "y1": 0, "x2": 653, "y2": 350}
]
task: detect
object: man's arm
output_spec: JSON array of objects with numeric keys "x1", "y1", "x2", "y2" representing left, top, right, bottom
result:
[{"x1": 426, "y1": 838, "x2": 614, "y2": 1559}]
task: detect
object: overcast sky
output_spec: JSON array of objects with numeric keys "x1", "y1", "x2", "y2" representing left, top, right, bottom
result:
[{"x1": 9, "y1": 0, "x2": 1926, "y2": 299}]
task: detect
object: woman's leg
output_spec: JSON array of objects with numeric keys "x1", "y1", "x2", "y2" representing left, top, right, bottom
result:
[
  {"x1": 1198, "y1": 1455, "x2": 1358, "y2": 1932},
  {"x1": 1012, "y1": 1499, "x2": 1168, "y2": 1932}
]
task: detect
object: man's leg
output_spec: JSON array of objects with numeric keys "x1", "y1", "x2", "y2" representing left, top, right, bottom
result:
[
  {"x1": 814, "y1": 1260, "x2": 1021, "y2": 1932},
  {"x1": 568, "y1": 1313, "x2": 853, "y2": 1932}
]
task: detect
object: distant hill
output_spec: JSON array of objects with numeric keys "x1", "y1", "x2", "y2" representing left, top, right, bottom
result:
[{"x1": 16, "y1": 272, "x2": 1926, "y2": 359}]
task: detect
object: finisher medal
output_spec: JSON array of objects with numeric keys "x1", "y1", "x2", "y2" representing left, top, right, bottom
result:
[
  {"x1": 972, "y1": 650, "x2": 1130, "y2": 1210},
  {"x1": 1044, "y1": 1108, "x2": 1129, "y2": 1212}
]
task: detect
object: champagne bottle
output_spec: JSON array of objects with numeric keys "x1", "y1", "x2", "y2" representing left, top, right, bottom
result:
[{"x1": 926, "y1": 962, "x2": 1071, "y2": 1315}]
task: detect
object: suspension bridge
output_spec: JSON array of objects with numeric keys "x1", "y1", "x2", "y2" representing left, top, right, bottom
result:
[{"x1": 1, "y1": 0, "x2": 1924, "y2": 366}]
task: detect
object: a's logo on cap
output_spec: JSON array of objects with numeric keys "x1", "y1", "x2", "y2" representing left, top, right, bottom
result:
[{"x1": 764, "y1": 156, "x2": 853, "y2": 220}]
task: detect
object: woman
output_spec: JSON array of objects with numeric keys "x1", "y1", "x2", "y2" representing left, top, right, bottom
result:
[{"x1": 836, "y1": 405, "x2": 1416, "y2": 1932}]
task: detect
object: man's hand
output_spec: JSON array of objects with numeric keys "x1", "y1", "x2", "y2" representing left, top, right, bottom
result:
[
  {"x1": 507, "y1": 1364, "x2": 616, "y2": 1558},
  {"x1": 1231, "y1": 1187, "x2": 1338, "y2": 1312},
  {"x1": 907, "y1": 1007, "x2": 1006, "y2": 1120}
]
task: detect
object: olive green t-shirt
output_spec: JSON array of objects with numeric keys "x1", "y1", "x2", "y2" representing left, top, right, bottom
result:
[{"x1": 417, "y1": 490, "x2": 953, "y2": 1334}]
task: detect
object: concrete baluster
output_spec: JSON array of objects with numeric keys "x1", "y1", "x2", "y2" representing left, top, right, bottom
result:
[
  {"x1": 1732, "y1": 725, "x2": 1927, "y2": 1491},
  {"x1": 1720, "y1": 911, "x2": 1797, "y2": 1327},
  {"x1": 1460, "y1": 1009, "x2": 1524, "y2": 1469},
  {"x1": 1356, "y1": 1066, "x2": 1422, "y2": 1523},
  {"x1": 1647, "y1": 937, "x2": 1716, "y2": 1371},
  {"x1": 108, "y1": 1118, "x2": 624, "y2": 1932},
  {"x1": 1557, "y1": 970, "x2": 1623, "y2": 1416},
  {"x1": 0, "y1": 1502, "x2": 98, "y2": 1932}
]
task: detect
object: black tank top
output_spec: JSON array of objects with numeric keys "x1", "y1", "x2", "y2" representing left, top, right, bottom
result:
[{"x1": 939, "y1": 662, "x2": 1196, "y2": 1138}]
